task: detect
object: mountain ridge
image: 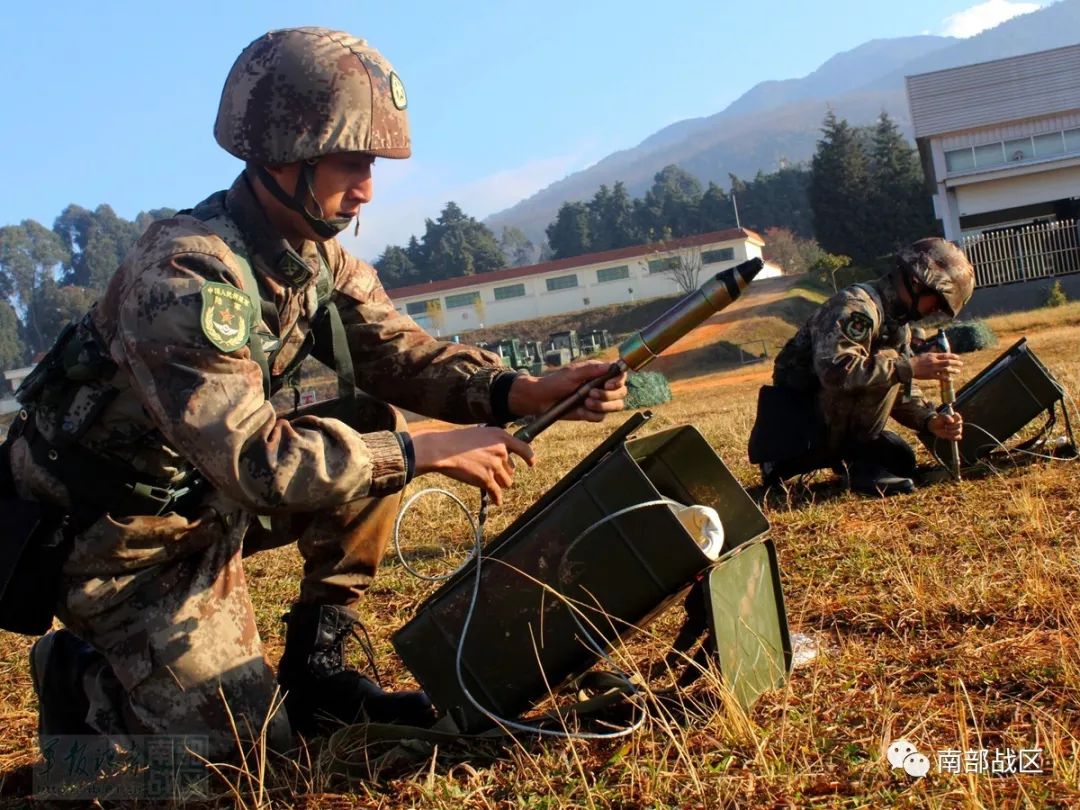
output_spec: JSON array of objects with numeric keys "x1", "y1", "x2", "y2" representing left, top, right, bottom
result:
[{"x1": 484, "y1": 0, "x2": 1080, "y2": 243}]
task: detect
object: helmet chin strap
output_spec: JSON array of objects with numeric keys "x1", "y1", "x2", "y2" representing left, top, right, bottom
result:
[
  {"x1": 897, "y1": 267, "x2": 925, "y2": 324},
  {"x1": 253, "y1": 161, "x2": 353, "y2": 239}
]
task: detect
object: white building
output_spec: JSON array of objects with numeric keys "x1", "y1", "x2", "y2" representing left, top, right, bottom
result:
[
  {"x1": 906, "y1": 44, "x2": 1080, "y2": 242},
  {"x1": 388, "y1": 228, "x2": 769, "y2": 333},
  {"x1": 1, "y1": 366, "x2": 32, "y2": 416}
]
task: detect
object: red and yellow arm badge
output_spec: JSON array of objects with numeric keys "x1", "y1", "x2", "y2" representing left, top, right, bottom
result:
[{"x1": 200, "y1": 282, "x2": 254, "y2": 353}]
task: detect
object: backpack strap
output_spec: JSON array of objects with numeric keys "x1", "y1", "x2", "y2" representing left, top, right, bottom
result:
[
  {"x1": 186, "y1": 200, "x2": 277, "y2": 399},
  {"x1": 228, "y1": 248, "x2": 274, "y2": 401},
  {"x1": 315, "y1": 244, "x2": 356, "y2": 402},
  {"x1": 192, "y1": 205, "x2": 357, "y2": 407}
]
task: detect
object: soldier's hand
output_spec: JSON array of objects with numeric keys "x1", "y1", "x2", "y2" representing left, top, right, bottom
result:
[
  {"x1": 928, "y1": 411, "x2": 963, "y2": 441},
  {"x1": 411, "y1": 426, "x2": 535, "y2": 506},
  {"x1": 910, "y1": 351, "x2": 963, "y2": 382},
  {"x1": 507, "y1": 360, "x2": 628, "y2": 422}
]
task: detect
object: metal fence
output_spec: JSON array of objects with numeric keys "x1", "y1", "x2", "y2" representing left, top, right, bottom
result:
[{"x1": 961, "y1": 219, "x2": 1080, "y2": 288}]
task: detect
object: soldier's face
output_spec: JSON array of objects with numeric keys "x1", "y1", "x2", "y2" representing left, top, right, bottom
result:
[
  {"x1": 263, "y1": 152, "x2": 375, "y2": 241},
  {"x1": 309, "y1": 152, "x2": 376, "y2": 222},
  {"x1": 311, "y1": 153, "x2": 378, "y2": 219},
  {"x1": 915, "y1": 290, "x2": 946, "y2": 318}
]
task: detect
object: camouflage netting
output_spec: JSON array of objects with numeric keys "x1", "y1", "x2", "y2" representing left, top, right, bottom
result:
[
  {"x1": 945, "y1": 320, "x2": 998, "y2": 353},
  {"x1": 625, "y1": 371, "x2": 672, "y2": 410}
]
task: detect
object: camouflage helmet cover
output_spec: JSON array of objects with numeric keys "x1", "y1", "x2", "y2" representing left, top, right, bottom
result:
[
  {"x1": 897, "y1": 237, "x2": 974, "y2": 318},
  {"x1": 214, "y1": 27, "x2": 411, "y2": 164}
]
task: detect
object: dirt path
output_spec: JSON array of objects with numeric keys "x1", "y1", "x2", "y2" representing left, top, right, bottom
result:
[
  {"x1": 669, "y1": 365, "x2": 771, "y2": 394},
  {"x1": 647, "y1": 275, "x2": 801, "y2": 357}
]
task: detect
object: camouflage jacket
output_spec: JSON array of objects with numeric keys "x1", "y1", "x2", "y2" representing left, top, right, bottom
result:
[
  {"x1": 772, "y1": 277, "x2": 935, "y2": 445},
  {"x1": 32, "y1": 173, "x2": 508, "y2": 513}
]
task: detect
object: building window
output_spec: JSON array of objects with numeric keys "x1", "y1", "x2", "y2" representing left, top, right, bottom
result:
[
  {"x1": 647, "y1": 257, "x2": 679, "y2": 274},
  {"x1": 494, "y1": 283, "x2": 526, "y2": 300},
  {"x1": 948, "y1": 128, "x2": 1080, "y2": 175},
  {"x1": 1005, "y1": 137, "x2": 1033, "y2": 162},
  {"x1": 973, "y1": 142, "x2": 1004, "y2": 168},
  {"x1": 545, "y1": 274, "x2": 578, "y2": 291},
  {"x1": 1034, "y1": 132, "x2": 1065, "y2": 158},
  {"x1": 406, "y1": 299, "x2": 439, "y2": 316},
  {"x1": 702, "y1": 247, "x2": 735, "y2": 264},
  {"x1": 596, "y1": 265, "x2": 629, "y2": 283},
  {"x1": 945, "y1": 148, "x2": 975, "y2": 172},
  {"x1": 445, "y1": 291, "x2": 481, "y2": 309}
]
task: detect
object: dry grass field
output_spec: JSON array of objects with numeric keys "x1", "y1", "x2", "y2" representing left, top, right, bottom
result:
[{"x1": 3, "y1": 300, "x2": 1080, "y2": 808}]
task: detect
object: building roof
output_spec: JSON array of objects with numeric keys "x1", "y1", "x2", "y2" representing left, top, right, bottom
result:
[
  {"x1": 906, "y1": 43, "x2": 1080, "y2": 139},
  {"x1": 387, "y1": 227, "x2": 764, "y2": 299}
]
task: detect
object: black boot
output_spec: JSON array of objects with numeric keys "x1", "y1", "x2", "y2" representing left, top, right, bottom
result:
[
  {"x1": 29, "y1": 629, "x2": 100, "y2": 737},
  {"x1": 277, "y1": 604, "x2": 436, "y2": 734},
  {"x1": 847, "y1": 463, "x2": 915, "y2": 497}
]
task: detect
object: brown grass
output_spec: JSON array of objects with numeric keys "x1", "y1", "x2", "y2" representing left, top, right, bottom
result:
[{"x1": 2, "y1": 302, "x2": 1080, "y2": 807}]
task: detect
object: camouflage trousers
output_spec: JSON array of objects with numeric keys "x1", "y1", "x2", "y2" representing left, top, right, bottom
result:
[{"x1": 28, "y1": 398, "x2": 406, "y2": 758}]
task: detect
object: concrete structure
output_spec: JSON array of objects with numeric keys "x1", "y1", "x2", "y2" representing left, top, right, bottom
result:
[
  {"x1": 388, "y1": 228, "x2": 769, "y2": 333},
  {"x1": 1, "y1": 366, "x2": 32, "y2": 416},
  {"x1": 906, "y1": 44, "x2": 1080, "y2": 243}
]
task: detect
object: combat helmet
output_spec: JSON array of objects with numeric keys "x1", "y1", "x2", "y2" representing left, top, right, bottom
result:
[
  {"x1": 214, "y1": 27, "x2": 411, "y2": 238},
  {"x1": 895, "y1": 237, "x2": 974, "y2": 318}
]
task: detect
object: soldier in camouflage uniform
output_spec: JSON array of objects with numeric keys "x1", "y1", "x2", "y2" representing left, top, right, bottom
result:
[
  {"x1": 7, "y1": 28, "x2": 627, "y2": 758},
  {"x1": 749, "y1": 237, "x2": 974, "y2": 496}
]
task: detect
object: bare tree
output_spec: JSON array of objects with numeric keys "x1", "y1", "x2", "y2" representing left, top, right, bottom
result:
[{"x1": 652, "y1": 245, "x2": 703, "y2": 294}]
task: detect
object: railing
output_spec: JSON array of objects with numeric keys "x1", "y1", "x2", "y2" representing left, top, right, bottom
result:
[{"x1": 961, "y1": 219, "x2": 1080, "y2": 288}]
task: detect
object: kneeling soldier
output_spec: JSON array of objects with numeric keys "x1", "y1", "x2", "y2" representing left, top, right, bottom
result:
[
  {"x1": 2, "y1": 27, "x2": 626, "y2": 759},
  {"x1": 749, "y1": 238, "x2": 973, "y2": 496}
]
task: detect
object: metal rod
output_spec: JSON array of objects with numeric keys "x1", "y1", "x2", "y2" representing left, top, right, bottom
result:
[{"x1": 938, "y1": 328, "x2": 962, "y2": 482}]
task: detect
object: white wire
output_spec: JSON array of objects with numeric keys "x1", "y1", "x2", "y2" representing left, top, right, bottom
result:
[
  {"x1": 927, "y1": 418, "x2": 1076, "y2": 476},
  {"x1": 925, "y1": 375, "x2": 1080, "y2": 473},
  {"x1": 555, "y1": 498, "x2": 686, "y2": 664},
  {"x1": 392, "y1": 485, "x2": 659, "y2": 739},
  {"x1": 966, "y1": 422, "x2": 1074, "y2": 465},
  {"x1": 392, "y1": 487, "x2": 477, "y2": 582}
]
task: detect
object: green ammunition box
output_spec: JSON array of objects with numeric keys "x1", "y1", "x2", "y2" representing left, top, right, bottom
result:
[
  {"x1": 922, "y1": 337, "x2": 1065, "y2": 466},
  {"x1": 393, "y1": 414, "x2": 773, "y2": 731},
  {"x1": 704, "y1": 537, "x2": 791, "y2": 711}
]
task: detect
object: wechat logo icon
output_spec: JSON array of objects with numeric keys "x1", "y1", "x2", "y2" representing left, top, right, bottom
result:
[{"x1": 888, "y1": 739, "x2": 930, "y2": 778}]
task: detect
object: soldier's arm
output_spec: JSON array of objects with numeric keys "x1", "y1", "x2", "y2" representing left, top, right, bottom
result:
[
  {"x1": 889, "y1": 378, "x2": 937, "y2": 432},
  {"x1": 811, "y1": 292, "x2": 915, "y2": 393},
  {"x1": 313, "y1": 246, "x2": 514, "y2": 424},
  {"x1": 114, "y1": 253, "x2": 407, "y2": 513}
]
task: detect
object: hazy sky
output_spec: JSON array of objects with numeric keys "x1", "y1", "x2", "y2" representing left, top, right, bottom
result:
[{"x1": 0, "y1": 0, "x2": 1047, "y2": 260}]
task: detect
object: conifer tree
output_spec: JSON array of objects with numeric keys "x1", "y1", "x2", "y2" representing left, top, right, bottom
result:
[
  {"x1": 546, "y1": 202, "x2": 592, "y2": 259},
  {"x1": 867, "y1": 112, "x2": 938, "y2": 255},
  {"x1": 809, "y1": 110, "x2": 873, "y2": 262}
]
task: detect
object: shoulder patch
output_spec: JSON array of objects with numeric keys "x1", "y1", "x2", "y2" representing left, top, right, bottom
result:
[
  {"x1": 200, "y1": 282, "x2": 253, "y2": 352},
  {"x1": 839, "y1": 311, "x2": 873, "y2": 343}
]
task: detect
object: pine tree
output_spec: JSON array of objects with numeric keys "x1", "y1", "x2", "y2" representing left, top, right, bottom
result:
[
  {"x1": 868, "y1": 112, "x2": 938, "y2": 255},
  {"x1": 420, "y1": 202, "x2": 506, "y2": 280},
  {"x1": 809, "y1": 110, "x2": 873, "y2": 262},
  {"x1": 0, "y1": 299, "x2": 23, "y2": 373},
  {"x1": 374, "y1": 245, "x2": 417, "y2": 289},
  {"x1": 637, "y1": 165, "x2": 702, "y2": 240},
  {"x1": 498, "y1": 226, "x2": 537, "y2": 267},
  {"x1": 587, "y1": 182, "x2": 639, "y2": 251},
  {"x1": 698, "y1": 182, "x2": 737, "y2": 232},
  {"x1": 546, "y1": 202, "x2": 591, "y2": 259}
]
